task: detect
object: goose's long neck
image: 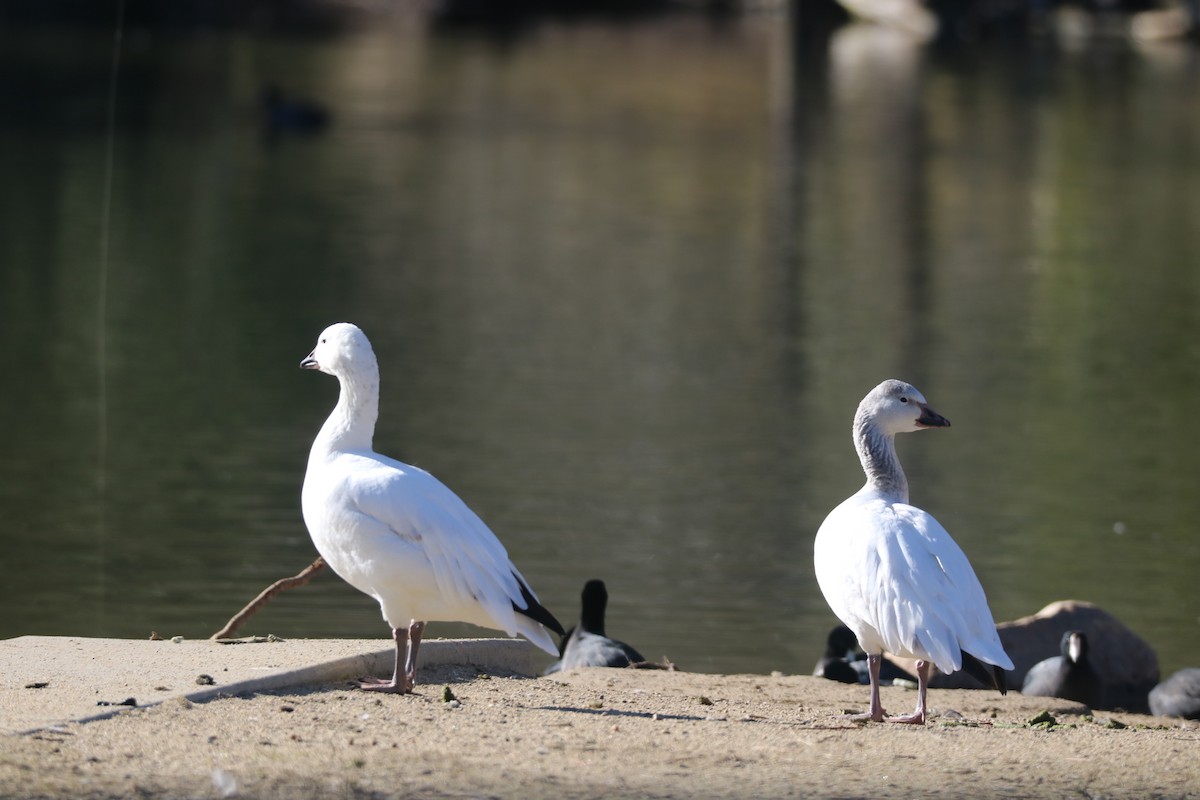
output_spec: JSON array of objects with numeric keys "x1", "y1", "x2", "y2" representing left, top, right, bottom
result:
[
  {"x1": 853, "y1": 413, "x2": 909, "y2": 503},
  {"x1": 315, "y1": 367, "x2": 379, "y2": 454}
]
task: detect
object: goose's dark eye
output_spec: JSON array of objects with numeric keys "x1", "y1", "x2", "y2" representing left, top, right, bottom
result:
[
  {"x1": 321, "y1": 338, "x2": 327, "y2": 344},
  {"x1": 899, "y1": 396, "x2": 908, "y2": 403}
]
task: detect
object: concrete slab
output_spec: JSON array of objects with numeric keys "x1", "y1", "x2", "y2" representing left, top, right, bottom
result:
[{"x1": 0, "y1": 636, "x2": 543, "y2": 735}]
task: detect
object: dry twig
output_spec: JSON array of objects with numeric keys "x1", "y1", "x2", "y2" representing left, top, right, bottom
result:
[{"x1": 210, "y1": 557, "x2": 326, "y2": 640}]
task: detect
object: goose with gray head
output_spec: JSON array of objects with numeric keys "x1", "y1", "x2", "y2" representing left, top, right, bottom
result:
[
  {"x1": 300, "y1": 322, "x2": 565, "y2": 693},
  {"x1": 813, "y1": 379, "x2": 1013, "y2": 723}
]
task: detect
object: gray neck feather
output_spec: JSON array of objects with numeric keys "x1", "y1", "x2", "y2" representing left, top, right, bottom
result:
[{"x1": 853, "y1": 413, "x2": 909, "y2": 502}]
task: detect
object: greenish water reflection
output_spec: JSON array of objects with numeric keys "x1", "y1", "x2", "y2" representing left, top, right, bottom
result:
[{"x1": 0, "y1": 12, "x2": 1197, "y2": 678}]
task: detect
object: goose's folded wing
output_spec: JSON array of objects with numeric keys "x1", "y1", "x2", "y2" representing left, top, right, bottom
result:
[
  {"x1": 346, "y1": 460, "x2": 532, "y2": 632},
  {"x1": 873, "y1": 504, "x2": 1013, "y2": 673}
]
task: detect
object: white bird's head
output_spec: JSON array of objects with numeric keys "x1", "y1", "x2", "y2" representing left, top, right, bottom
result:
[
  {"x1": 857, "y1": 379, "x2": 950, "y2": 436},
  {"x1": 300, "y1": 322, "x2": 377, "y2": 379}
]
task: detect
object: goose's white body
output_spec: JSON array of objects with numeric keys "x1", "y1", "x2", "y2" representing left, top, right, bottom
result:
[
  {"x1": 302, "y1": 447, "x2": 558, "y2": 654},
  {"x1": 815, "y1": 486, "x2": 1011, "y2": 674},
  {"x1": 814, "y1": 380, "x2": 1011, "y2": 722},
  {"x1": 300, "y1": 323, "x2": 561, "y2": 691}
]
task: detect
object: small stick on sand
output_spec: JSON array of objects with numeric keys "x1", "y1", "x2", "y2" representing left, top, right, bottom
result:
[{"x1": 210, "y1": 557, "x2": 326, "y2": 640}]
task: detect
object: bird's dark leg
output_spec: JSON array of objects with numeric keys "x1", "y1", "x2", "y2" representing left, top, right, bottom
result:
[
  {"x1": 403, "y1": 620, "x2": 426, "y2": 690},
  {"x1": 888, "y1": 659, "x2": 929, "y2": 724},
  {"x1": 840, "y1": 653, "x2": 887, "y2": 722},
  {"x1": 867, "y1": 653, "x2": 887, "y2": 721},
  {"x1": 358, "y1": 626, "x2": 411, "y2": 693}
]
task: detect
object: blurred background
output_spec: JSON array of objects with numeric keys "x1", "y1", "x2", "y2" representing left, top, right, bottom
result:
[{"x1": 1, "y1": 0, "x2": 1198, "y2": 678}]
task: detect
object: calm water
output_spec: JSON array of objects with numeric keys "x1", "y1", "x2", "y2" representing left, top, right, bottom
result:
[{"x1": 2, "y1": 9, "x2": 1199, "y2": 678}]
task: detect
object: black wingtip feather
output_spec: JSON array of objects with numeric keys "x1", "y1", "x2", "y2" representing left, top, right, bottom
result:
[
  {"x1": 962, "y1": 651, "x2": 1008, "y2": 695},
  {"x1": 513, "y1": 576, "x2": 566, "y2": 636}
]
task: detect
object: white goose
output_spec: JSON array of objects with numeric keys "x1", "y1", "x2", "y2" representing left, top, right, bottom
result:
[
  {"x1": 300, "y1": 322, "x2": 564, "y2": 693},
  {"x1": 814, "y1": 379, "x2": 1012, "y2": 723}
]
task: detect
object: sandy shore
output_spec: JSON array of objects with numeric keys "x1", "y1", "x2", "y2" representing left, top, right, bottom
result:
[{"x1": 2, "y1": 639, "x2": 1198, "y2": 799}]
